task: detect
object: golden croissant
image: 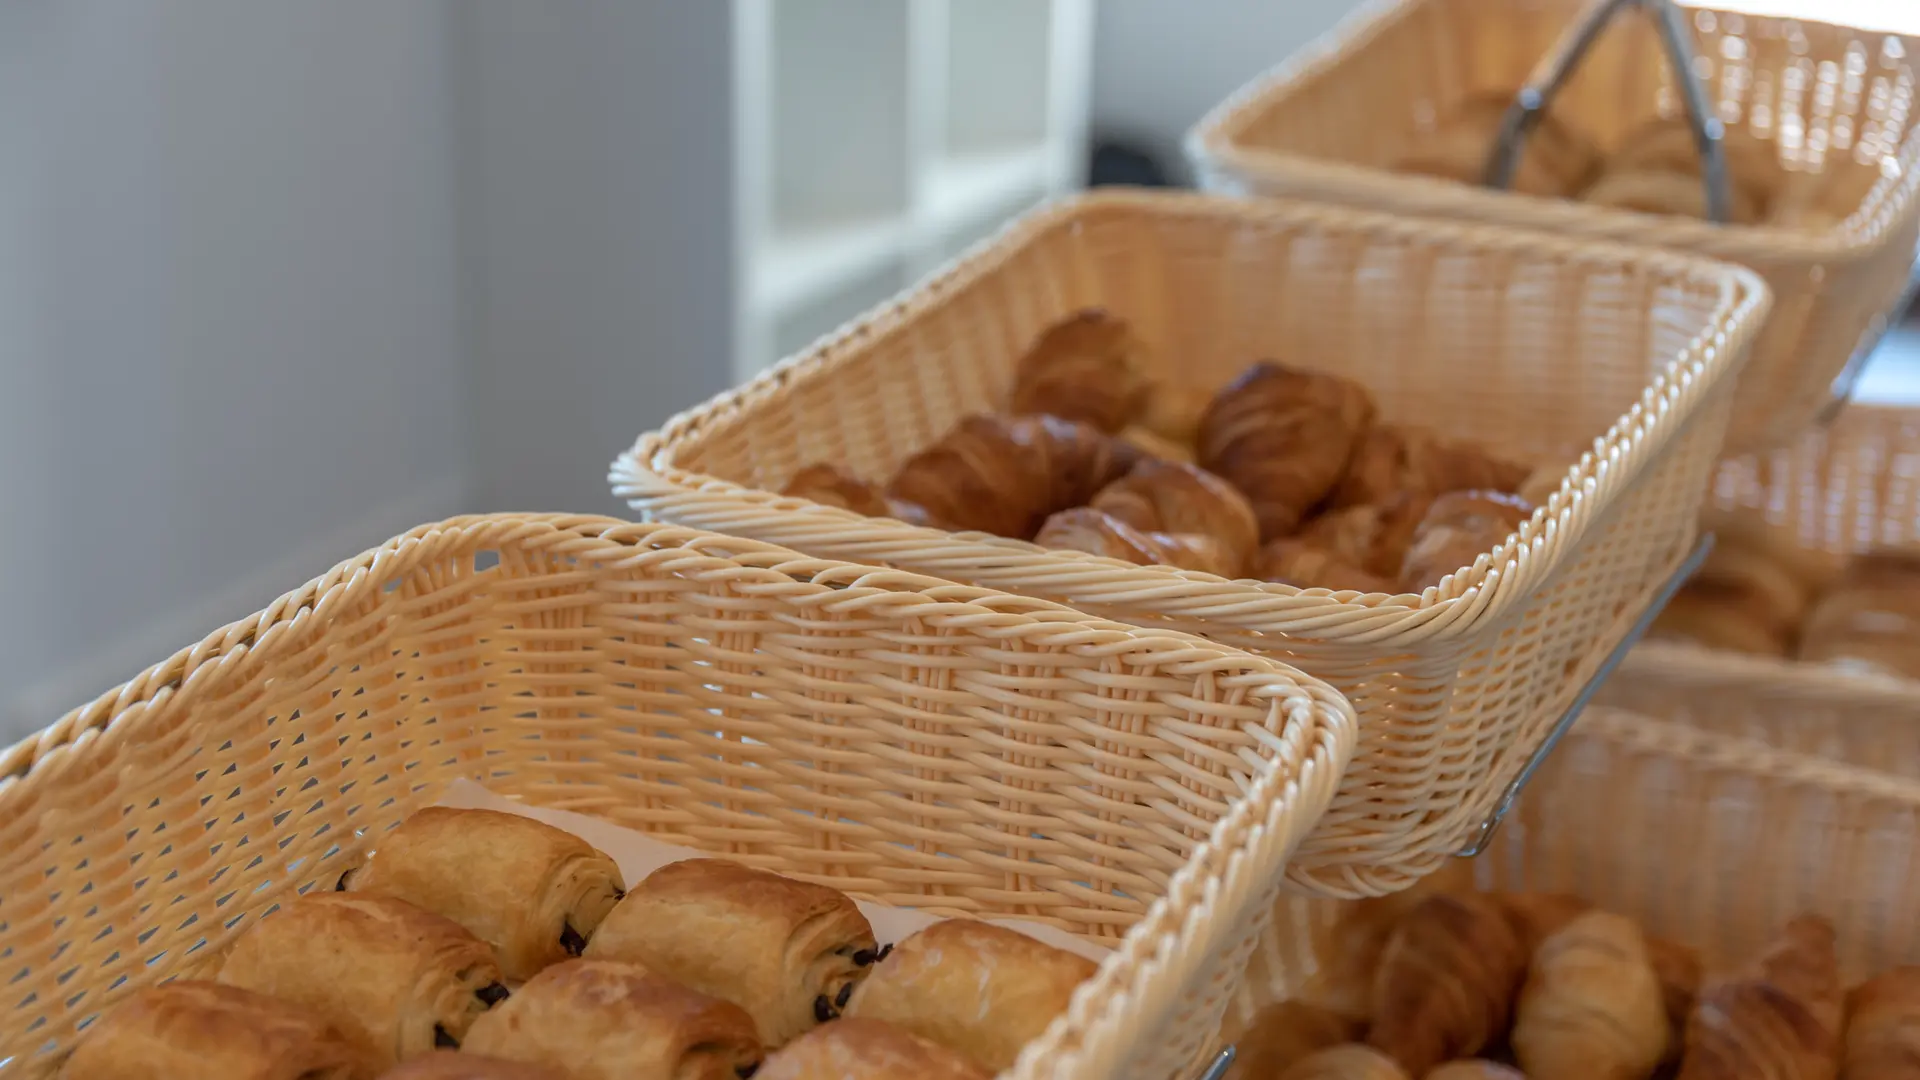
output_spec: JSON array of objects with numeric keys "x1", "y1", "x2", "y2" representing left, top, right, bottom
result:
[
  {"x1": 1279, "y1": 1044, "x2": 1412, "y2": 1080},
  {"x1": 1333, "y1": 424, "x2": 1528, "y2": 510},
  {"x1": 886, "y1": 413, "x2": 1139, "y2": 539},
  {"x1": 1512, "y1": 910, "x2": 1670, "y2": 1080},
  {"x1": 1397, "y1": 491, "x2": 1533, "y2": 592},
  {"x1": 1199, "y1": 361, "x2": 1377, "y2": 540},
  {"x1": 1035, "y1": 507, "x2": 1236, "y2": 577},
  {"x1": 1297, "y1": 494, "x2": 1435, "y2": 579},
  {"x1": 1258, "y1": 539, "x2": 1394, "y2": 593},
  {"x1": 1091, "y1": 459, "x2": 1260, "y2": 577},
  {"x1": 1425, "y1": 1062, "x2": 1526, "y2": 1080},
  {"x1": 1009, "y1": 309, "x2": 1151, "y2": 433},
  {"x1": 1677, "y1": 914, "x2": 1843, "y2": 1080},
  {"x1": 1844, "y1": 965, "x2": 1920, "y2": 1080},
  {"x1": 1368, "y1": 893, "x2": 1529, "y2": 1076},
  {"x1": 1224, "y1": 1001, "x2": 1360, "y2": 1080},
  {"x1": 782, "y1": 463, "x2": 934, "y2": 527}
]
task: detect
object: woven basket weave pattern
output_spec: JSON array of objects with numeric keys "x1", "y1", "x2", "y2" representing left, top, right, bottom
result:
[
  {"x1": 614, "y1": 190, "x2": 1767, "y2": 891},
  {"x1": 1189, "y1": 0, "x2": 1920, "y2": 455},
  {"x1": 1600, "y1": 403, "x2": 1920, "y2": 772},
  {"x1": 0, "y1": 515, "x2": 1356, "y2": 1080},
  {"x1": 1241, "y1": 707, "x2": 1920, "y2": 1025}
]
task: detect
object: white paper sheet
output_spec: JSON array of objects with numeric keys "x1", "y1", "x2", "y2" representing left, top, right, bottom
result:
[{"x1": 434, "y1": 779, "x2": 1112, "y2": 964}]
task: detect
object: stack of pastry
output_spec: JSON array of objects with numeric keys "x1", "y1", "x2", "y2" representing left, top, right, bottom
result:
[
  {"x1": 1392, "y1": 94, "x2": 1601, "y2": 199},
  {"x1": 781, "y1": 309, "x2": 1546, "y2": 596},
  {"x1": 1646, "y1": 509, "x2": 1920, "y2": 680},
  {"x1": 1222, "y1": 872, "x2": 1895, "y2": 1080},
  {"x1": 1381, "y1": 93, "x2": 1874, "y2": 229},
  {"x1": 59, "y1": 807, "x2": 1097, "y2": 1080}
]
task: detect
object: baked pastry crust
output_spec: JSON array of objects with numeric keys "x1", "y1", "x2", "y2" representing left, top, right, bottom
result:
[
  {"x1": 216, "y1": 893, "x2": 504, "y2": 1072},
  {"x1": 347, "y1": 807, "x2": 626, "y2": 983},
  {"x1": 462, "y1": 960, "x2": 761, "y2": 1080},
  {"x1": 1090, "y1": 459, "x2": 1260, "y2": 577},
  {"x1": 375, "y1": 1050, "x2": 564, "y2": 1079},
  {"x1": 587, "y1": 859, "x2": 876, "y2": 1047},
  {"x1": 1008, "y1": 309, "x2": 1151, "y2": 434},
  {"x1": 55, "y1": 980, "x2": 359, "y2": 1080},
  {"x1": 1035, "y1": 507, "x2": 1239, "y2": 578},
  {"x1": 843, "y1": 918, "x2": 1098, "y2": 1073},
  {"x1": 1199, "y1": 361, "x2": 1377, "y2": 540},
  {"x1": 781, "y1": 464, "x2": 936, "y2": 528},
  {"x1": 757, "y1": 1019, "x2": 989, "y2": 1080},
  {"x1": 1397, "y1": 491, "x2": 1533, "y2": 593}
]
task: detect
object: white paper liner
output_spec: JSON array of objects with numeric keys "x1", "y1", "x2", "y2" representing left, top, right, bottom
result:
[{"x1": 435, "y1": 779, "x2": 1113, "y2": 964}]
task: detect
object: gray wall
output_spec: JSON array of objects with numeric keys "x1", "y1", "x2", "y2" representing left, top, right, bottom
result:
[
  {"x1": 1090, "y1": 0, "x2": 1361, "y2": 182},
  {"x1": 0, "y1": 0, "x2": 469, "y2": 734},
  {"x1": 456, "y1": 1, "x2": 734, "y2": 514},
  {"x1": 0, "y1": 1, "x2": 736, "y2": 738}
]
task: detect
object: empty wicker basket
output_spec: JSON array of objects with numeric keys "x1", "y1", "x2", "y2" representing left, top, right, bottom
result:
[
  {"x1": 0, "y1": 514, "x2": 1357, "y2": 1080},
  {"x1": 1188, "y1": 0, "x2": 1920, "y2": 454},
  {"x1": 613, "y1": 188, "x2": 1769, "y2": 893}
]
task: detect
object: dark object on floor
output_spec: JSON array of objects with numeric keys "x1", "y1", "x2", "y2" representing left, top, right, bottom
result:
[{"x1": 1088, "y1": 139, "x2": 1173, "y2": 188}]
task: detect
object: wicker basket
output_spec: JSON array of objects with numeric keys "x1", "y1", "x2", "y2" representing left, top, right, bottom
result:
[
  {"x1": 1187, "y1": 0, "x2": 1920, "y2": 455},
  {"x1": 1597, "y1": 401, "x2": 1920, "y2": 773},
  {"x1": 612, "y1": 188, "x2": 1768, "y2": 893},
  {"x1": 0, "y1": 514, "x2": 1358, "y2": 1080},
  {"x1": 1239, "y1": 706, "x2": 1920, "y2": 1028}
]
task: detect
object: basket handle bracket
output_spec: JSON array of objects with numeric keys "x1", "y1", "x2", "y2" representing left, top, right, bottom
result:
[
  {"x1": 1455, "y1": 532, "x2": 1715, "y2": 857},
  {"x1": 1484, "y1": 0, "x2": 1733, "y2": 223}
]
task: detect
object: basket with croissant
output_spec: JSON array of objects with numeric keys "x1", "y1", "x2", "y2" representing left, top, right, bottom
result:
[
  {"x1": 1188, "y1": 0, "x2": 1920, "y2": 454},
  {"x1": 1597, "y1": 402, "x2": 1920, "y2": 776},
  {"x1": 615, "y1": 189, "x2": 1768, "y2": 892},
  {"x1": 1225, "y1": 706, "x2": 1920, "y2": 1080},
  {"x1": 0, "y1": 514, "x2": 1359, "y2": 1080}
]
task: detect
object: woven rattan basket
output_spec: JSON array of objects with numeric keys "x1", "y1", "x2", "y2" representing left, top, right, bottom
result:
[
  {"x1": 1237, "y1": 706, "x2": 1920, "y2": 1031},
  {"x1": 1188, "y1": 0, "x2": 1920, "y2": 455},
  {"x1": 612, "y1": 188, "x2": 1768, "y2": 893},
  {"x1": 0, "y1": 514, "x2": 1357, "y2": 1080},
  {"x1": 1597, "y1": 401, "x2": 1920, "y2": 772}
]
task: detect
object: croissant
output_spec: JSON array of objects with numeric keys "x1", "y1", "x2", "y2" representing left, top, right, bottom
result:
[
  {"x1": 1313, "y1": 860, "x2": 1479, "y2": 1021},
  {"x1": 1278, "y1": 1044, "x2": 1412, "y2": 1080},
  {"x1": 1333, "y1": 425, "x2": 1529, "y2": 509},
  {"x1": 1395, "y1": 95, "x2": 1599, "y2": 198},
  {"x1": 1198, "y1": 361, "x2": 1377, "y2": 540},
  {"x1": 1497, "y1": 893, "x2": 1700, "y2": 1053},
  {"x1": 1008, "y1": 309, "x2": 1151, "y2": 433},
  {"x1": 1798, "y1": 549, "x2": 1920, "y2": 680},
  {"x1": 783, "y1": 464, "x2": 935, "y2": 527},
  {"x1": 1677, "y1": 914, "x2": 1843, "y2": 1080},
  {"x1": 1424, "y1": 1062, "x2": 1525, "y2": 1080},
  {"x1": 1139, "y1": 382, "x2": 1217, "y2": 447},
  {"x1": 886, "y1": 414, "x2": 1139, "y2": 539},
  {"x1": 1257, "y1": 539, "x2": 1395, "y2": 593},
  {"x1": 1512, "y1": 911, "x2": 1670, "y2": 1080},
  {"x1": 1297, "y1": 493, "x2": 1434, "y2": 578},
  {"x1": 1843, "y1": 966, "x2": 1920, "y2": 1079},
  {"x1": 1036, "y1": 507, "x2": 1239, "y2": 577},
  {"x1": 1367, "y1": 893, "x2": 1528, "y2": 1076},
  {"x1": 1648, "y1": 586, "x2": 1795, "y2": 657},
  {"x1": 1090, "y1": 459, "x2": 1260, "y2": 576},
  {"x1": 1224, "y1": 1001, "x2": 1360, "y2": 1080},
  {"x1": 1592, "y1": 120, "x2": 1775, "y2": 223},
  {"x1": 1397, "y1": 491, "x2": 1533, "y2": 593},
  {"x1": 757, "y1": 1019, "x2": 989, "y2": 1080},
  {"x1": 1119, "y1": 424, "x2": 1195, "y2": 465},
  {"x1": 1584, "y1": 168, "x2": 1766, "y2": 224}
]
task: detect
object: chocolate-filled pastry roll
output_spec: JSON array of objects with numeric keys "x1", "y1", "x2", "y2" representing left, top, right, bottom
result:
[
  {"x1": 217, "y1": 893, "x2": 505, "y2": 1073},
  {"x1": 462, "y1": 960, "x2": 761, "y2": 1080},
  {"x1": 587, "y1": 859, "x2": 876, "y2": 1046},
  {"x1": 346, "y1": 807, "x2": 626, "y2": 982},
  {"x1": 377, "y1": 1051, "x2": 563, "y2": 1079},
  {"x1": 843, "y1": 918, "x2": 1099, "y2": 1073},
  {"x1": 56, "y1": 980, "x2": 360, "y2": 1080},
  {"x1": 758, "y1": 1019, "x2": 989, "y2": 1080}
]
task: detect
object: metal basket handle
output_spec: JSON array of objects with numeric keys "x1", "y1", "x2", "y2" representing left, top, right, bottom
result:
[{"x1": 1483, "y1": 0, "x2": 1734, "y2": 223}]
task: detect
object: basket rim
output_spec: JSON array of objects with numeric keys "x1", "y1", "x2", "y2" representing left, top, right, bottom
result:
[
  {"x1": 1184, "y1": 0, "x2": 1920, "y2": 262},
  {"x1": 614, "y1": 187, "x2": 1771, "y2": 640},
  {"x1": 1580, "y1": 704, "x2": 1920, "y2": 802},
  {"x1": 1622, "y1": 637, "x2": 1920, "y2": 707},
  {"x1": 0, "y1": 512, "x2": 1360, "y2": 802}
]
